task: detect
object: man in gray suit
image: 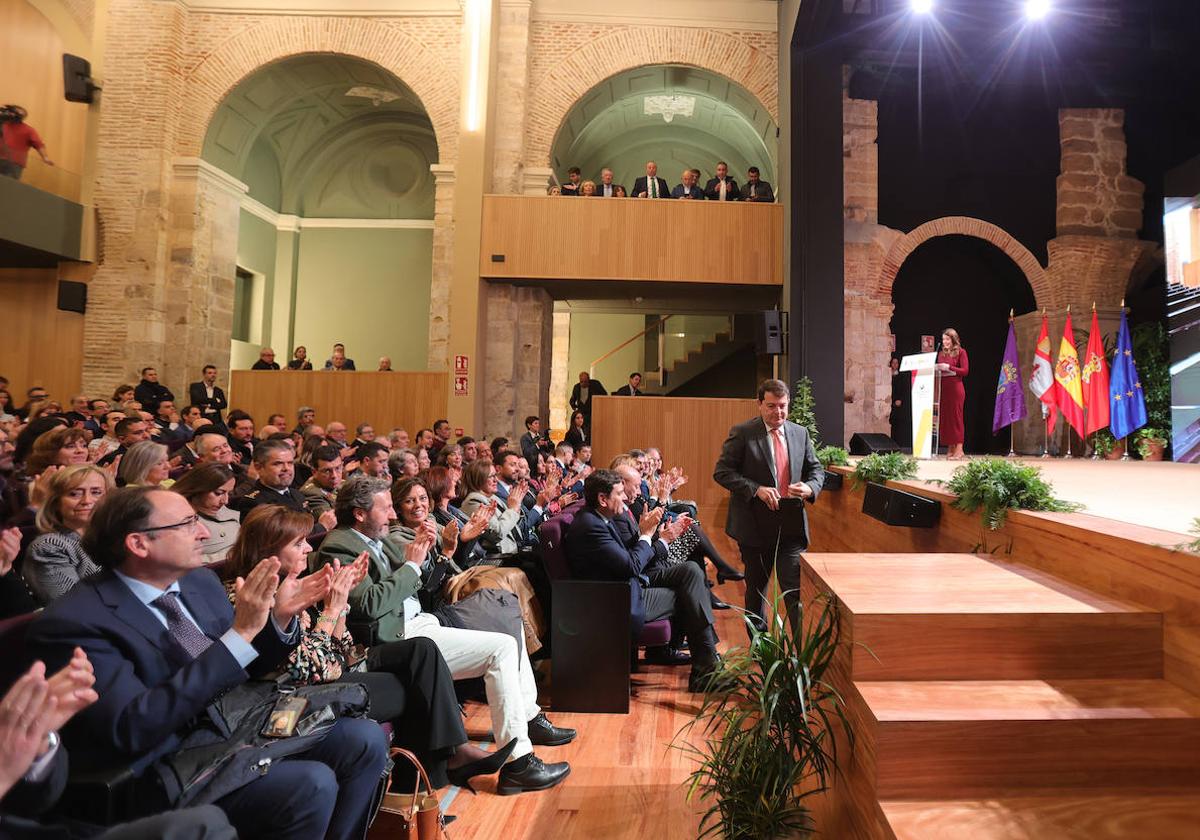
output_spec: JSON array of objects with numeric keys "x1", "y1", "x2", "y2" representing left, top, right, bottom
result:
[{"x1": 713, "y1": 379, "x2": 824, "y2": 637}]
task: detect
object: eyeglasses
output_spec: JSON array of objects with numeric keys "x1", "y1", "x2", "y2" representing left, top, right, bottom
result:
[{"x1": 139, "y1": 514, "x2": 201, "y2": 534}]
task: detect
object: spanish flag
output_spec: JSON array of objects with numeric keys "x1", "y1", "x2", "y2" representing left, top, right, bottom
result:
[{"x1": 1054, "y1": 311, "x2": 1086, "y2": 437}]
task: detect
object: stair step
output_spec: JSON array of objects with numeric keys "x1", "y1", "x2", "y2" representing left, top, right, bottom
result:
[
  {"x1": 802, "y1": 554, "x2": 1161, "y2": 680},
  {"x1": 858, "y1": 679, "x2": 1200, "y2": 797},
  {"x1": 881, "y1": 792, "x2": 1200, "y2": 839}
]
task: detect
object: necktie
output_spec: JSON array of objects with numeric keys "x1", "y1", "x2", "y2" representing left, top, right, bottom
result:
[
  {"x1": 719, "y1": 180, "x2": 727, "y2": 201},
  {"x1": 650, "y1": 178, "x2": 657, "y2": 198},
  {"x1": 773, "y1": 428, "x2": 791, "y2": 497},
  {"x1": 153, "y1": 591, "x2": 213, "y2": 659}
]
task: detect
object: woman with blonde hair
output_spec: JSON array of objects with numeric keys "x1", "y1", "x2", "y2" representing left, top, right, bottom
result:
[
  {"x1": 117, "y1": 440, "x2": 173, "y2": 487},
  {"x1": 23, "y1": 464, "x2": 112, "y2": 604},
  {"x1": 579, "y1": 179, "x2": 597, "y2": 197},
  {"x1": 936, "y1": 327, "x2": 970, "y2": 460}
]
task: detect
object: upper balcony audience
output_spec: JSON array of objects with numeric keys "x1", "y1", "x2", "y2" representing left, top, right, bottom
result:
[
  {"x1": 553, "y1": 160, "x2": 773, "y2": 202},
  {"x1": 632, "y1": 161, "x2": 670, "y2": 199},
  {"x1": 250, "y1": 347, "x2": 279, "y2": 370},
  {"x1": 324, "y1": 343, "x2": 356, "y2": 370},
  {"x1": 288, "y1": 345, "x2": 313, "y2": 370},
  {"x1": 705, "y1": 161, "x2": 739, "y2": 202}
]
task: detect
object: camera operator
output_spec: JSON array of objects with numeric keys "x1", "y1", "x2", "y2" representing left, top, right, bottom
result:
[{"x1": 0, "y1": 105, "x2": 53, "y2": 181}]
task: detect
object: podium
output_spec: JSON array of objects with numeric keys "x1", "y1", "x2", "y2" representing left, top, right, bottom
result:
[{"x1": 900, "y1": 352, "x2": 955, "y2": 459}]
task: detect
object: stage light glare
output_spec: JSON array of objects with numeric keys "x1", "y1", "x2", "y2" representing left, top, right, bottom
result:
[
  {"x1": 910, "y1": 0, "x2": 934, "y2": 14},
  {"x1": 1024, "y1": 0, "x2": 1052, "y2": 20}
]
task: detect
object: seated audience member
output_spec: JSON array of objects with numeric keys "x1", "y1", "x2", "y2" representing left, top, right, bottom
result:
[
  {"x1": 287, "y1": 346, "x2": 313, "y2": 370},
  {"x1": 96, "y1": 417, "x2": 152, "y2": 467},
  {"x1": 250, "y1": 347, "x2": 280, "y2": 370},
  {"x1": 86, "y1": 412, "x2": 120, "y2": 462},
  {"x1": 561, "y1": 166, "x2": 583, "y2": 197},
  {"x1": 172, "y1": 463, "x2": 240, "y2": 563},
  {"x1": 434, "y1": 444, "x2": 463, "y2": 471},
  {"x1": 0, "y1": 389, "x2": 16, "y2": 424},
  {"x1": 613, "y1": 371, "x2": 645, "y2": 397},
  {"x1": 431, "y1": 420, "x2": 452, "y2": 454},
  {"x1": 231, "y1": 440, "x2": 338, "y2": 533},
  {"x1": 117, "y1": 441, "x2": 173, "y2": 488},
  {"x1": 672, "y1": 169, "x2": 706, "y2": 200},
  {"x1": 14, "y1": 417, "x2": 68, "y2": 470},
  {"x1": 27, "y1": 486, "x2": 389, "y2": 838},
  {"x1": 23, "y1": 465, "x2": 112, "y2": 605},
  {"x1": 346, "y1": 423, "x2": 374, "y2": 454},
  {"x1": 388, "y1": 428, "x2": 411, "y2": 451},
  {"x1": 632, "y1": 161, "x2": 670, "y2": 199},
  {"x1": 315, "y1": 477, "x2": 572, "y2": 794},
  {"x1": 490, "y1": 436, "x2": 510, "y2": 461},
  {"x1": 15, "y1": 387, "x2": 49, "y2": 422},
  {"x1": 193, "y1": 431, "x2": 237, "y2": 469},
  {"x1": 326, "y1": 421, "x2": 350, "y2": 451},
  {"x1": 267, "y1": 413, "x2": 287, "y2": 430},
  {"x1": 564, "y1": 470, "x2": 723, "y2": 691},
  {"x1": 704, "y1": 161, "x2": 740, "y2": 202},
  {"x1": 565, "y1": 410, "x2": 588, "y2": 449},
  {"x1": 547, "y1": 185, "x2": 561, "y2": 195},
  {"x1": 390, "y1": 449, "x2": 421, "y2": 480},
  {"x1": 613, "y1": 185, "x2": 628, "y2": 197},
  {"x1": 224, "y1": 410, "x2": 257, "y2": 465},
  {"x1": 152, "y1": 399, "x2": 190, "y2": 443},
  {"x1": 82, "y1": 398, "x2": 109, "y2": 435},
  {"x1": 222, "y1": 505, "x2": 513, "y2": 790},
  {"x1": 300, "y1": 445, "x2": 344, "y2": 517},
  {"x1": 1, "y1": 524, "x2": 37, "y2": 618},
  {"x1": 25, "y1": 427, "x2": 90, "y2": 476},
  {"x1": 455, "y1": 436, "x2": 478, "y2": 465},
  {"x1": 377, "y1": 357, "x2": 392, "y2": 371},
  {"x1": 188, "y1": 364, "x2": 228, "y2": 428},
  {"x1": 133, "y1": 368, "x2": 173, "y2": 416},
  {"x1": 576, "y1": 443, "x2": 592, "y2": 468},
  {"x1": 324, "y1": 343, "x2": 356, "y2": 370},
  {"x1": 741, "y1": 165, "x2": 774, "y2": 202},
  {"x1": 594, "y1": 167, "x2": 623, "y2": 198},
  {"x1": 458, "y1": 459, "x2": 529, "y2": 557},
  {"x1": 578, "y1": 179, "x2": 596, "y2": 197},
  {"x1": 0, "y1": 652, "x2": 241, "y2": 838},
  {"x1": 111, "y1": 384, "x2": 135, "y2": 406},
  {"x1": 353, "y1": 442, "x2": 390, "y2": 481},
  {"x1": 518, "y1": 416, "x2": 553, "y2": 471},
  {"x1": 414, "y1": 428, "x2": 435, "y2": 454}
]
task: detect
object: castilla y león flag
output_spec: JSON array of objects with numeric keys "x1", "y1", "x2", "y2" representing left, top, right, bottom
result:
[
  {"x1": 1029, "y1": 314, "x2": 1057, "y2": 433},
  {"x1": 1054, "y1": 312, "x2": 1086, "y2": 437},
  {"x1": 993, "y1": 321, "x2": 1027, "y2": 432},
  {"x1": 1082, "y1": 308, "x2": 1111, "y2": 435}
]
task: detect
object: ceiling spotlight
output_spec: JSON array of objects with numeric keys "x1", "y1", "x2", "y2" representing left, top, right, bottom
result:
[
  {"x1": 910, "y1": 0, "x2": 934, "y2": 13},
  {"x1": 1024, "y1": 0, "x2": 1052, "y2": 20}
]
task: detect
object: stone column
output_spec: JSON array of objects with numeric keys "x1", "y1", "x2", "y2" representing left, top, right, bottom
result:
[
  {"x1": 165, "y1": 157, "x2": 245, "y2": 391},
  {"x1": 491, "y1": 0, "x2": 533, "y2": 194},
  {"x1": 521, "y1": 166, "x2": 554, "y2": 196},
  {"x1": 548, "y1": 311, "x2": 571, "y2": 433},
  {"x1": 428, "y1": 163, "x2": 456, "y2": 371},
  {"x1": 484, "y1": 284, "x2": 554, "y2": 439}
]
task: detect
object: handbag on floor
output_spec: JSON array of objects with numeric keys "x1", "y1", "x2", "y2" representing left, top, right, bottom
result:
[{"x1": 368, "y1": 746, "x2": 446, "y2": 839}]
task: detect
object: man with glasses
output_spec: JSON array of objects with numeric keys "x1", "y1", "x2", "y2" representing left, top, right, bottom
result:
[
  {"x1": 27, "y1": 486, "x2": 388, "y2": 839},
  {"x1": 300, "y1": 445, "x2": 343, "y2": 517}
]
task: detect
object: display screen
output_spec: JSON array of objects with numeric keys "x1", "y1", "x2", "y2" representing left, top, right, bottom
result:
[{"x1": 1164, "y1": 199, "x2": 1200, "y2": 463}]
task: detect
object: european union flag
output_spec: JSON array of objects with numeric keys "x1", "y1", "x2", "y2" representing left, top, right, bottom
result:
[{"x1": 1109, "y1": 310, "x2": 1147, "y2": 440}]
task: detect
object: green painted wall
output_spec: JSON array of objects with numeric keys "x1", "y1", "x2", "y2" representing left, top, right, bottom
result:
[
  {"x1": 233, "y1": 210, "x2": 279, "y2": 370},
  {"x1": 292, "y1": 227, "x2": 433, "y2": 371},
  {"x1": 567, "y1": 313, "x2": 647, "y2": 394}
]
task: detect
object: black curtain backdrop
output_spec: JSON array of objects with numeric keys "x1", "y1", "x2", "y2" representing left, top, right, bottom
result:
[{"x1": 891, "y1": 235, "x2": 1037, "y2": 454}]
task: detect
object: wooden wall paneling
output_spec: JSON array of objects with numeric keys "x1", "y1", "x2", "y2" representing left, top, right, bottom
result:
[
  {"x1": 0, "y1": 0, "x2": 88, "y2": 201},
  {"x1": 227, "y1": 371, "x2": 448, "y2": 440},
  {"x1": 0, "y1": 267, "x2": 84, "y2": 402},
  {"x1": 590, "y1": 396, "x2": 757, "y2": 526},
  {"x1": 479, "y1": 195, "x2": 783, "y2": 285}
]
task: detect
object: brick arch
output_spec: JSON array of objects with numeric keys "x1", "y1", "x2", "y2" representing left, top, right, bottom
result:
[
  {"x1": 176, "y1": 17, "x2": 459, "y2": 163},
  {"x1": 881, "y1": 216, "x2": 1050, "y2": 306},
  {"x1": 524, "y1": 30, "x2": 778, "y2": 168}
]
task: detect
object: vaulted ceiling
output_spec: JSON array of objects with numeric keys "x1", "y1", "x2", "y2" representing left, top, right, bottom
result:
[
  {"x1": 551, "y1": 65, "x2": 778, "y2": 192},
  {"x1": 202, "y1": 54, "x2": 436, "y2": 218}
]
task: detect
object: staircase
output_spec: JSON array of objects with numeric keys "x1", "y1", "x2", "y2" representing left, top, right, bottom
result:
[
  {"x1": 803, "y1": 553, "x2": 1200, "y2": 840},
  {"x1": 642, "y1": 330, "x2": 753, "y2": 395},
  {"x1": 1168, "y1": 281, "x2": 1200, "y2": 336}
]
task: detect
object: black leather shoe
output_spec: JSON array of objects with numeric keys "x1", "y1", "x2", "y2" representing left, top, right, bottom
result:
[
  {"x1": 688, "y1": 662, "x2": 736, "y2": 694},
  {"x1": 446, "y1": 738, "x2": 518, "y2": 793},
  {"x1": 527, "y1": 713, "x2": 576, "y2": 746},
  {"x1": 496, "y1": 753, "x2": 571, "y2": 795},
  {"x1": 715, "y1": 566, "x2": 745, "y2": 584},
  {"x1": 643, "y1": 645, "x2": 692, "y2": 666},
  {"x1": 709, "y1": 592, "x2": 731, "y2": 610}
]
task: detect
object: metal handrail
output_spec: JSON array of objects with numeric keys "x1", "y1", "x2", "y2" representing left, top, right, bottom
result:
[{"x1": 588, "y1": 315, "x2": 672, "y2": 378}]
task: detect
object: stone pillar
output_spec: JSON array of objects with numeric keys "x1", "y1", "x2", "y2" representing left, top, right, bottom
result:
[
  {"x1": 428, "y1": 164, "x2": 456, "y2": 371},
  {"x1": 165, "y1": 158, "x2": 245, "y2": 391},
  {"x1": 269, "y1": 216, "x2": 301, "y2": 359},
  {"x1": 483, "y1": 284, "x2": 554, "y2": 439},
  {"x1": 1056, "y1": 108, "x2": 1143, "y2": 240},
  {"x1": 548, "y1": 310, "x2": 571, "y2": 433},
  {"x1": 491, "y1": 0, "x2": 533, "y2": 194},
  {"x1": 842, "y1": 80, "x2": 902, "y2": 444},
  {"x1": 521, "y1": 166, "x2": 554, "y2": 196}
]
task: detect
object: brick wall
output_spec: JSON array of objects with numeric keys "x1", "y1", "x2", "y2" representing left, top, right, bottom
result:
[{"x1": 1056, "y1": 108, "x2": 1144, "y2": 239}]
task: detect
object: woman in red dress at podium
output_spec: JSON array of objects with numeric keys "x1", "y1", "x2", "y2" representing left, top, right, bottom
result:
[{"x1": 936, "y1": 328, "x2": 969, "y2": 459}]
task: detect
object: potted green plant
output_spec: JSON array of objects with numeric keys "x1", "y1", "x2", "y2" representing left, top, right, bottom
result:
[
  {"x1": 850, "y1": 451, "x2": 918, "y2": 491},
  {"x1": 941, "y1": 458, "x2": 1082, "y2": 530},
  {"x1": 1134, "y1": 428, "x2": 1169, "y2": 461},
  {"x1": 815, "y1": 445, "x2": 849, "y2": 491},
  {"x1": 789, "y1": 376, "x2": 821, "y2": 447},
  {"x1": 1090, "y1": 429, "x2": 1124, "y2": 460},
  {"x1": 675, "y1": 589, "x2": 851, "y2": 839}
]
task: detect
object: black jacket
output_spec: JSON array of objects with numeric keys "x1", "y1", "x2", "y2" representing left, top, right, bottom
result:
[
  {"x1": 188, "y1": 382, "x2": 227, "y2": 426},
  {"x1": 133, "y1": 380, "x2": 174, "y2": 413}
]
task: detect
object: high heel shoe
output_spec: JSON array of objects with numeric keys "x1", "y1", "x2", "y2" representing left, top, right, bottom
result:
[
  {"x1": 715, "y1": 565, "x2": 745, "y2": 584},
  {"x1": 446, "y1": 738, "x2": 519, "y2": 793}
]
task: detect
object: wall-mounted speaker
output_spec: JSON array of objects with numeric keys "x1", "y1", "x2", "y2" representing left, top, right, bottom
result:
[
  {"x1": 849, "y1": 432, "x2": 901, "y2": 455},
  {"x1": 752, "y1": 310, "x2": 784, "y2": 355},
  {"x1": 63, "y1": 54, "x2": 98, "y2": 104},
  {"x1": 862, "y1": 482, "x2": 940, "y2": 528},
  {"x1": 57, "y1": 281, "x2": 87, "y2": 314}
]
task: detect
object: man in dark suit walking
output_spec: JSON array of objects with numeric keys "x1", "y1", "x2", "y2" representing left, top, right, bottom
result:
[
  {"x1": 713, "y1": 378, "x2": 824, "y2": 636},
  {"x1": 704, "y1": 161, "x2": 741, "y2": 202},
  {"x1": 612, "y1": 372, "x2": 644, "y2": 397},
  {"x1": 188, "y1": 365, "x2": 228, "y2": 430},
  {"x1": 631, "y1": 161, "x2": 671, "y2": 199}
]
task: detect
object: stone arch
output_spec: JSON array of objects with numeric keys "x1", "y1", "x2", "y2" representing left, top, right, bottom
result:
[
  {"x1": 524, "y1": 29, "x2": 777, "y2": 169},
  {"x1": 176, "y1": 17, "x2": 459, "y2": 163},
  {"x1": 881, "y1": 216, "x2": 1050, "y2": 306}
]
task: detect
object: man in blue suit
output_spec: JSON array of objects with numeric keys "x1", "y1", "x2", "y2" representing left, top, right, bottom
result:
[
  {"x1": 27, "y1": 487, "x2": 388, "y2": 840},
  {"x1": 563, "y1": 470, "x2": 722, "y2": 692}
]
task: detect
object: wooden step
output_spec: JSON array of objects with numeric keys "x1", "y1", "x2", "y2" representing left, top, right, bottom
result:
[
  {"x1": 880, "y1": 792, "x2": 1200, "y2": 839},
  {"x1": 802, "y1": 554, "x2": 1162, "y2": 680},
  {"x1": 858, "y1": 679, "x2": 1200, "y2": 797}
]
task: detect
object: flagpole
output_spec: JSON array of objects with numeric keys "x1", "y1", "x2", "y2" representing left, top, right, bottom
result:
[
  {"x1": 1117, "y1": 299, "x2": 1132, "y2": 461},
  {"x1": 1041, "y1": 404, "x2": 1049, "y2": 458}
]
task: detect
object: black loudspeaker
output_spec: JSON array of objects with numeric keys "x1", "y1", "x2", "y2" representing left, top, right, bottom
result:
[
  {"x1": 63, "y1": 54, "x2": 97, "y2": 104},
  {"x1": 57, "y1": 281, "x2": 87, "y2": 314},
  {"x1": 849, "y1": 432, "x2": 901, "y2": 455},
  {"x1": 862, "y1": 483, "x2": 941, "y2": 528},
  {"x1": 752, "y1": 310, "x2": 784, "y2": 355}
]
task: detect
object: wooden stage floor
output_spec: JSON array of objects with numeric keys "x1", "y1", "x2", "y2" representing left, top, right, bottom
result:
[
  {"x1": 443, "y1": 537, "x2": 750, "y2": 839},
  {"x1": 889, "y1": 457, "x2": 1200, "y2": 538}
]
